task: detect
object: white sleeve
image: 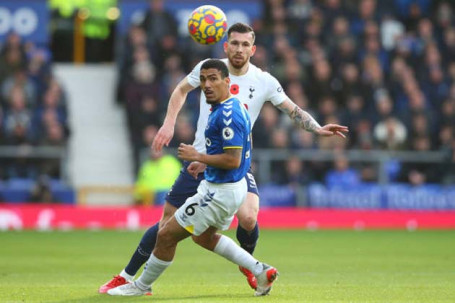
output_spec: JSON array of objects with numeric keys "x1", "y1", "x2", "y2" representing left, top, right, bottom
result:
[
  {"x1": 186, "y1": 59, "x2": 209, "y2": 88},
  {"x1": 264, "y1": 72, "x2": 288, "y2": 106}
]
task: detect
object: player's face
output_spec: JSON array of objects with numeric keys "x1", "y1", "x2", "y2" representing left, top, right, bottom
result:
[
  {"x1": 200, "y1": 68, "x2": 230, "y2": 104},
  {"x1": 224, "y1": 32, "x2": 256, "y2": 69}
]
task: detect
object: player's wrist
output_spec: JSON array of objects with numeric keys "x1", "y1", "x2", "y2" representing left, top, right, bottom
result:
[{"x1": 195, "y1": 153, "x2": 203, "y2": 163}]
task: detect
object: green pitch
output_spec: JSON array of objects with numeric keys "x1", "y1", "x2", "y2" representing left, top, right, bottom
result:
[{"x1": 0, "y1": 230, "x2": 454, "y2": 303}]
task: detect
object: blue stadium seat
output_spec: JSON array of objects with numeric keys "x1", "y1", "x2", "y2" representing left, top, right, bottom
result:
[
  {"x1": 7, "y1": 178, "x2": 35, "y2": 190},
  {"x1": 49, "y1": 179, "x2": 75, "y2": 204},
  {"x1": 2, "y1": 178, "x2": 33, "y2": 203},
  {"x1": 2, "y1": 188, "x2": 31, "y2": 203}
]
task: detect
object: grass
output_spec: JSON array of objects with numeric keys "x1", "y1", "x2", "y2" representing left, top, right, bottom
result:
[{"x1": 0, "y1": 230, "x2": 454, "y2": 303}]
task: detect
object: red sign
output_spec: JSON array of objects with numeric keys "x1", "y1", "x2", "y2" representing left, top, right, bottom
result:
[{"x1": 1, "y1": 204, "x2": 455, "y2": 230}]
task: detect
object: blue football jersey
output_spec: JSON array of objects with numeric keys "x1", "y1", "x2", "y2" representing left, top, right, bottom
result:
[{"x1": 204, "y1": 97, "x2": 252, "y2": 183}]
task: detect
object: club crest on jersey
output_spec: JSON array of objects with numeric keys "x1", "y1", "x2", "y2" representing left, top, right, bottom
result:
[
  {"x1": 249, "y1": 86, "x2": 255, "y2": 99},
  {"x1": 222, "y1": 127, "x2": 234, "y2": 140},
  {"x1": 206, "y1": 138, "x2": 212, "y2": 146}
]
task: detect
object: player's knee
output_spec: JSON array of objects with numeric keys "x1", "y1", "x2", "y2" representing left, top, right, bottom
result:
[
  {"x1": 192, "y1": 233, "x2": 218, "y2": 251},
  {"x1": 238, "y1": 215, "x2": 257, "y2": 231},
  {"x1": 160, "y1": 202, "x2": 177, "y2": 227},
  {"x1": 191, "y1": 235, "x2": 204, "y2": 246},
  {"x1": 156, "y1": 227, "x2": 176, "y2": 247}
]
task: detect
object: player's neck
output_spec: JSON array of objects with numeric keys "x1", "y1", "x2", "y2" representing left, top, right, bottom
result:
[{"x1": 228, "y1": 62, "x2": 250, "y2": 76}]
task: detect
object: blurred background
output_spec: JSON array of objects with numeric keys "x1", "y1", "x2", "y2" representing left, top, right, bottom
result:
[{"x1": 0, "y1": 0, "x2": 454, "y2": 229}]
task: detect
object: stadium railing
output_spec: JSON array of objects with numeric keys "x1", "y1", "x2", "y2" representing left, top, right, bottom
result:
[
  {"x1": 0, "y1": 146, "x2": 72, "y2": 203},
  {"x1": 142, "y1": 148, "x2": 449, "y2": 185}
]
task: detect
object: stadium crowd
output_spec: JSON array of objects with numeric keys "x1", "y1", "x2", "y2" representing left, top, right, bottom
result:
[
  {"x1": 118, "y1": 0, "x2": 455, "y2": 187},
  {"x1": 0, "y1": 32, "x2": 70, "y2": 200}
]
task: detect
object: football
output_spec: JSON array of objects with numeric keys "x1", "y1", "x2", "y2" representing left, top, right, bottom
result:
[{"x1": 187, "y1": 5, "x2": 227, "y2": 45}]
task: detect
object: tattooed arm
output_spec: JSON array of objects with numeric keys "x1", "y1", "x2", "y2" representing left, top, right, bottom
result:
[
  {"x1": 276, "y1": 99, "x2": 321, "y2": 132},
  {"x1": 276, "y1": 99, "x2": 349, "y2": 138}
]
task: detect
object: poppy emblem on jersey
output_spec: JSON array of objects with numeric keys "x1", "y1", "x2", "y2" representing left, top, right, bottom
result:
[
  {"x1": 222, "y1": 127, "x2": 234, "y2": 140},
  {"x1": 206, "y1": 138, "x2": 212, "y2": 146},
  {"x1": 230, "y1": 84, "x2": 239, "y2": 95}
]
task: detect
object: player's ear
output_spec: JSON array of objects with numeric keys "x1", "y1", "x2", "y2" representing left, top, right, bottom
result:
[
  {"x1": 225, "y1": 76, "x2": 230, "y2": 86},
  {"x1": 223, "y1": 41, "x2": 228, "y2": 54},
  {"x1": 250, "y1": 45, "x2": 257, "y2": 57}
]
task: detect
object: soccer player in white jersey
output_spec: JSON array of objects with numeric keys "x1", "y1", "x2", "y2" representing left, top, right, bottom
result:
[
  {"x1": 108, "y1": 59, "x2": 278, "y2": 297},
  {"x1": 99, "y1": 23, "x2": 348, "y2": 293}
]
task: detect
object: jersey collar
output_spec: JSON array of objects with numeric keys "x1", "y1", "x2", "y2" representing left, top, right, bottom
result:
[{"x1": 211, "y1": 95, "x2": 233, "y2": 110}]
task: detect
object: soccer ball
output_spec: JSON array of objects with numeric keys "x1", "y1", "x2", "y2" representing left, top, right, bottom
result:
[{"x1": 187, "y1": 5, "x2": 227, "y2": 45}]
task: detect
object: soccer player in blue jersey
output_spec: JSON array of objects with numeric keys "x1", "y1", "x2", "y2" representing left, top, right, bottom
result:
[{"x1": 108, "y1": 59, "x2": 278, "y2": 297}]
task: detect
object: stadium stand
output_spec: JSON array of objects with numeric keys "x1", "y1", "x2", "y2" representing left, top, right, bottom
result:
[
  {"x1": 118, "y1": 0, "x2": 455, "y2": 183},
  {"x1": 0, "y1": 31, "x2": 73, "y2": 203},
  {"x1": 116, "y1": 0, "x2": 454, "y2": 208}
]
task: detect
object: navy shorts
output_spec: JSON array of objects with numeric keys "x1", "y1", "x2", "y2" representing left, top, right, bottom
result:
[{"x1": 166, "y1": 161, "x2": 259, "y2": 208}]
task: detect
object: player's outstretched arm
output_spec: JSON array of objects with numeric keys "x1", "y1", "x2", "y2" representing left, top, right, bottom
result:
[
  {"x1": 178, "y1": 143, "x2": 242, "y2": 170},
  {"x1": 152, "y1": 78, "x2": 196, "y2": 152},
  {"x1": 276, "y1": 98, "x2": 349, "y2": 138}
]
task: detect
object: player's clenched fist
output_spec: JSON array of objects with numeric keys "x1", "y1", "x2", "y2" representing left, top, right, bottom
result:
[{"x1": 178, "y1": 143, "x2": 200, "y2": 162}]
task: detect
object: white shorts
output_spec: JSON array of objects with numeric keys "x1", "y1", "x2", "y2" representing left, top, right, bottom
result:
[{"x1": 175, "y1": 178, "x2": 247, "y2": 236}]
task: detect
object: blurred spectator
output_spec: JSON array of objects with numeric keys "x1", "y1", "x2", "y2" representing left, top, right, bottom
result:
[
  {"x1": 82, "y1": 0, "x2": 117, "y2": 62},
  {"x1": 140, "y1": 0, "x2": 178, "y2": 46},
  {"x1": 252, "y1": 103, "x2": 281, "y2": 148},
  {"x1": 325, "y1": 153, "x2": 361, "y2": 188},
  {"x1": 3, "y1": 91, "x2": 34, "y2": 145},
  {"x1": 381, "y1": 14, "x2": 405, "y2": 51},
  {"x1": 140, "y1": 0, "x2": 179, "y2": 71},
  {"x1": 399, "y1": 135, "x2": 439, "y2": 185},
  {"x1": 0, "y1": 33, "x2": 27, "y2": 85},
  {"x1": 274, "y1": 156, "x2": 312, "y2": 186},
  {"x1": 134, "y1": 148, "x2": 181, "y2": 205},
  {"x1": 373, "y1": 116, "x2": 408, "y2": 150},
  {"x1": 30, "y1": 175, "x2": 55, "y2": 203},
  {"x1": 1, "y1": 70, "x2": 37, "y2": 106}
]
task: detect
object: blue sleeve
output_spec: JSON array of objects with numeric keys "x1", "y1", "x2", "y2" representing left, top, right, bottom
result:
[{"x1": 220, "y1": 110, "x2": 245, "y2": 150}]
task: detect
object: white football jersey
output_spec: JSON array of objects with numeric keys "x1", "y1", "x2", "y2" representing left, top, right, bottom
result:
[{"x1": 187, "y1": 58, "x2": 288, "y2": 153}]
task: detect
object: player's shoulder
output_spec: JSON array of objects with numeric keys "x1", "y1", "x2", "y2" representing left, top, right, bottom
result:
[
  {"x1": 220, "y1": 97, "x2": 238, "y2": 108},
  {"x1": 248, "y1": 63, "x2": 277, "y2": 81},
  {"x1": 220, "y1": 97, "x2": 243, "y2": 113}
]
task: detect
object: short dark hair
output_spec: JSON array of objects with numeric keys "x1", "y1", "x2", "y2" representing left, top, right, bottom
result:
[
  {"x1": 227, "y1": 22, "x2": 255, "y2": 42},
  {"x1": 200, "y1": 59, "x2": 229, "y2": 78}
]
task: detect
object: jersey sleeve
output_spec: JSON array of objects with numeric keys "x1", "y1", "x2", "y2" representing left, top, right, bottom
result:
[
  {"x1": 220, "y1": 110, "x2": 246, "y2": 150},
  {"x1": 263, "y1": 72, "x2": 288, "y2": 106},
  {"x1": 186, "y1": 59, "x2": 209, "y2": 88}
]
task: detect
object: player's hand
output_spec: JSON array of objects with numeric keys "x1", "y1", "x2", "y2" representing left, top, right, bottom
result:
[
  {"x1": 152, "y1": 123, "x2": 175, "y2": 152},
  {"x1": 178, "y1": 143, "x2": 200, "y2": 162},
  {"x1": 314, "y1": 124, "x2": 349, "y2": 138},
  {"x1": 187, "y1": 161, "x2": 207, "y2": 179}
]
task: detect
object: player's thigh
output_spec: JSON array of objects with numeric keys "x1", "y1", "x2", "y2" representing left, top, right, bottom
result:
[
  {"x1": 160, "y1": 162, "x2": 203, "y2": 227},
  {"x1": 236, "y1": 192, "x2": 259, "y2": 231},
  {"x1": 157, "y1": 215, "x2": 192, "y2": 246}
]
